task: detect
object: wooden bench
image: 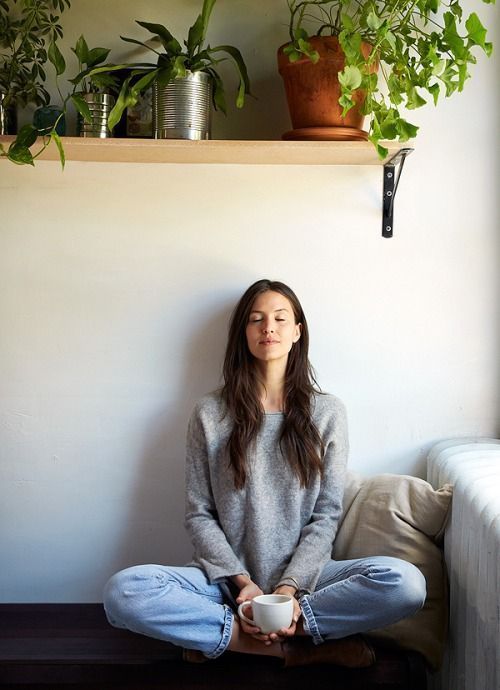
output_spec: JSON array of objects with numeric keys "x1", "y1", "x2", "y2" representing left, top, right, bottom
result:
[{"x1": 0, "y1": 604, "x2": 428, "y2": 689}]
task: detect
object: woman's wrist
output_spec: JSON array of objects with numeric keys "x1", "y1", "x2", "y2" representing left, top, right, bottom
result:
[
  {"x1": 275, "y1": 576, "x2": 301, "y2": 595},
  {"x1": 274, "y1": 584, "x2": 297, "y2": 597},
  {"x1": 230, "y1": 573, "x2": 252, "y2": 589}
]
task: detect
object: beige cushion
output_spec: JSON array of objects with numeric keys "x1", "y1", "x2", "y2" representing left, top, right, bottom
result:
[{"x1": 333, "y1": 472, "x2": 452, "y2": 669}]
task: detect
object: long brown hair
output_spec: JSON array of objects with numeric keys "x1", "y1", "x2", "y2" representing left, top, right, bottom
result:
[{"x1": 221, "y1": 279, "x2": 324, "y2": 490}]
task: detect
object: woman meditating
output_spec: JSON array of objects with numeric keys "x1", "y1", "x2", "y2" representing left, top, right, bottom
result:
[{"x1": 103, "y1": 279, "x2": 426, "y2": 667}]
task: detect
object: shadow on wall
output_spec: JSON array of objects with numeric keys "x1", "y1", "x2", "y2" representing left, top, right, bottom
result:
[{"x1": 104, "y1": 300, "x2": 235, "y2": 584}]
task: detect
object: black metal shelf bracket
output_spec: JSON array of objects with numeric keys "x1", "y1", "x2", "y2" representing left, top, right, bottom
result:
[{"x1": 382, "y1": 147, "x2": 414, "y2": 238}]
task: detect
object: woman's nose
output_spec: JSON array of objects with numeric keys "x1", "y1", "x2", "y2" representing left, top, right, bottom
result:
[{"x1": 262, "y1": 322, "x2": 274, "y2": 333}]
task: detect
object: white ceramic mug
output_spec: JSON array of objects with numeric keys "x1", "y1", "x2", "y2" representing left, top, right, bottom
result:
[{"x1": 237, "y1": 594, "x2": 294, "y2": 634}]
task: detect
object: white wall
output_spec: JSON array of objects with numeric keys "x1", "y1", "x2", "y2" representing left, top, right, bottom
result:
[{"x1": 1, "y1": 0, "x2": 498, "y2": 602}]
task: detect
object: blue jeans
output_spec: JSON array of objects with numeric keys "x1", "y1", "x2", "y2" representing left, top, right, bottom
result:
[{"x1": 103, "y1": 556, "x2": 426, "y2": 659}]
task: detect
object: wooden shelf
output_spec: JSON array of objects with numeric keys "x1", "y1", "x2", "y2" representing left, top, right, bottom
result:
[{"x1": 0, "y1": 135, "x2": 405, "y2": 165}]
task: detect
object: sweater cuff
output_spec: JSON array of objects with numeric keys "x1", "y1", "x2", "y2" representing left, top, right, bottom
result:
[{"x1": 275, "y1": 575, "x2": 301, "y2": 593}]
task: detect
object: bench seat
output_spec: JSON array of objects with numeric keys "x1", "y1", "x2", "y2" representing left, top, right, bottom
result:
[{"x1": 0, "y1": 604, "x2": 427, "y2": 689}]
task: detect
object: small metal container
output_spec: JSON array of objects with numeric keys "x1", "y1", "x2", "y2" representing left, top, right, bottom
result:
[
  {"x1": 153, "y1": 72, "x2": 212, "y2": 140},
  {"x1": 78, "y1": 93, "x2": 115, "y2": 138}
]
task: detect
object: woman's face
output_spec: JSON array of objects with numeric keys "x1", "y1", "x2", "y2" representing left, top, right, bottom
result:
[{"x1": 245, "y1": 290, "x2": 302, "y2": 364}]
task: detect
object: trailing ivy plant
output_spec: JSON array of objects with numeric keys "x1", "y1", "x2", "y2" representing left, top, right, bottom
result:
[
  {"x1": 0, "y1": 0, "x2": 70, "y2": 110},
  {"x1": 284, "y1": 0, "x2": 494, "y2": 156},
  {"x1": 84, "y1": 0, "x2": 251, "y2": 131}
]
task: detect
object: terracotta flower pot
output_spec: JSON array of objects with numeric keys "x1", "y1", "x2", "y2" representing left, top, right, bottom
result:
[{"x1": 277, "y1": 35, "x2": 376, "y2": 141}]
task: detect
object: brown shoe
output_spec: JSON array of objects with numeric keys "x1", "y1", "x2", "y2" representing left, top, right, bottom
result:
[
  {"x1": 182, "y1": 648, "x2": 208, "y2": 663},
  {"x1": 282, "y1": 635, "x2": 376, "y2": 668}
]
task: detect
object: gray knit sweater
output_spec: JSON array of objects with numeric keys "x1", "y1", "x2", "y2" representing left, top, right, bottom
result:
[{"x1": 184, "y1": 391, "x2": 348, "y2": 594}]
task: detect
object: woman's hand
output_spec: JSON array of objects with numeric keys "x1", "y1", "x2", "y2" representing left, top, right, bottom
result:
[
  {"x1": 231, "y1": 575, "x2": 269, "y2": 642},
  {"x1": 235, "y1": 580, "x2": 264, "y2": 606},
  {"x1": 267, "y1": 584, "x2": 302, "y2": 643}
]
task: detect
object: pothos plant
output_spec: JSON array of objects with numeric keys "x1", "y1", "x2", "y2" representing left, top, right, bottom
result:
[
  {"x1": 0, "y1": 35, "x2": 115, "y2": 166},
  {"x1": 83, "y1": 0, "x2": 251, "y2": 131},
  {"x1": 0, "y1": 0, "x2": 71, "y2": 111},
  {"x1": 284, "y1": 0, "x2": 494, "y2": 156}
]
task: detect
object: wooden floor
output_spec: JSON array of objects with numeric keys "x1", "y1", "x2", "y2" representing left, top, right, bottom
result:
[{"x1": 0, "y1": 604, "x2": 427, "y2": 689}]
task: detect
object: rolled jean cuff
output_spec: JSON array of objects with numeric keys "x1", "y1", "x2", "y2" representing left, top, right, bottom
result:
[
  {"x1": 205, "y1": 604, "x2": 234, "y2": 659},
  {"x1": 299, "y1": 594, "x2": 324, "y2": 646}
]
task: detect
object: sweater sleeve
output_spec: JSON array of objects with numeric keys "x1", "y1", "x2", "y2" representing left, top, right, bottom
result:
[
  {"x1": 184, "y1": 403, "x2": 250, "y2": 584},
  {"x1": 277, "y1": 398, "x2": 349, "y2": 594}
]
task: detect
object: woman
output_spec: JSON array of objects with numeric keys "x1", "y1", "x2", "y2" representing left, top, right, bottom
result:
[{"x1": 103, "y1": 279, "x2": 426, "y2": 667}]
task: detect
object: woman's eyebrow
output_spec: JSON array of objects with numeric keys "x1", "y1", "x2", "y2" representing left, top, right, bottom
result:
[{"x1": 249, "y1": 308, "x2": 289, "y2": 314}]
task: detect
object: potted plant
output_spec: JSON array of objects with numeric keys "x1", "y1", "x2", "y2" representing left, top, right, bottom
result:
[
  {"x1": 0, "y1": 0, "x2": 71, "y2": 134},
  {"x1": 89, "y1": 0, "x2": 251, "y2": 139},
  {"x1": 0, "y1": 36, "x2": 115, "y2": 166},
  {"x1": 279, "y1": 0, "x2": 493, "y2": 156},
  {"x1": 68, "y1": 35, "x2": 119, "y2": 137}
]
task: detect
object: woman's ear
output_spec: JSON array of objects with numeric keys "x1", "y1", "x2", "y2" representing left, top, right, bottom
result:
[{"x1": 293, "y1": 323, "x2": 302, "y2": 343}]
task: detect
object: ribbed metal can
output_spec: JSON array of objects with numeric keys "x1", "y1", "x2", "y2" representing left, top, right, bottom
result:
[
  {"x1": 153, "y1": 72, "x2": 212, "y2": 140},
  {"x1": 78, "y1": 93, "x2": 115, "y2": 138}
]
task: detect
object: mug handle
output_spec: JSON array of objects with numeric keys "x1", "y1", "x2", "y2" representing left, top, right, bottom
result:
[{"x1": 237, "y1": 600, "x2": 255, "y2": 626}]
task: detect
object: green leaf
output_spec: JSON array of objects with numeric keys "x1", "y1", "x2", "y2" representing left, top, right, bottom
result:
[
  {"x1": 136, "y1": 21, "x2": 182, "y2": 55},
  {"x1": 338, "y1": 93, "x2": 354, "y2": 116},
  {"x1": 187, "y1": 0, "x2": 216, "y2": 56},
  {"x1": 107, "y1": 77, "x2": 135, "y2": 131},
  {"x1": 366, "y1": 11, "x2": 383, "y2": 31},
  {"x1": 341, "y1": 13, "x2": 355, "y2": 32},
  {"x1": 86, "y1": 47, "x2": 111, "y2": 69},
  {"x1": 339, "y1": 30, "x2": 363, "y2": 62},
  {"x1": 156, "y1": 66, "x2": 174, "y2": 88},
  {"x1": 119, "y1": 35, "x2": 161, "y2": 55},
  {"x1": 172, "y1": 55, "x2": 188, "y2": 78},
  {"x1": 428, "y1": 83, "x2": 440, "y2": 105},
  {"x1": 209, "y1": 44, "x2": 251, "y2": 101},
  {"x1": 292, "y1": 27, "x2": 309, "y2": 42},
  {"x1": 380, "y1": 111, "x2": 398, "y2": 139},
  {"x1": 432, "y1": 59, "x2": 446, "y2": 76},
  {"x1": 450, "y1": 1, "x2": 463, "y2": 19},
  {"x1": 187, "y1": 13, "x2": 205, "y2": 55},
  {"x1": 201, "y1": 0, "x2": 217, "y2": 36},
  {"x1": 71, "y1": 93, "x2": 92, "y2": 122},
  {"x1": 384, "y1": 31, "x2": 396, "y2": 51},
  {"x1": 16, "y1": 124, "x2": 38, "y2": 148},
  {"x1": 7, "y1": 143, "x2": 34, "y2": 166},
  {"x1": 387, "y1": 74, "x2": 404, "y2": 105},
  {"x1": 285, "y1": 47, "x2": 302, "y2": 62},
  {"x1": 457, "y1": 62, "x2": 469, "y2": 91},
  {"x1": 48, "y1": 39, "x2": 65, "y2": 75},
  {"x1": 406, "y1": 86, "x2": 427, "y2": 109},
  {"x1": 208, "y1": 68, "x2": 226, "y2": 114},
  {"x1": 465, "y1": 13, "x2": 488, "y2": 51},
  {"x1": 443, "y1": 12, "x2": 467, "y2": 59},
  {"x1": 338, "y1": 65, "x2": 362, "y2": 90},
  {"x1": 130, "y1": 70, "x2": 158, "y2": 96},
  {"x1": 73, "y1": 34, "x2": 89, "y2": 64},
  {"x1": 376, "y1": 143, "x2": 389, "y2": 160},
  {"x1": 396, "y1": 118, "x2": 419, "y2": 141},
  {"x1": 51, "y1": 130, "x2": 65, "y2": 169}
]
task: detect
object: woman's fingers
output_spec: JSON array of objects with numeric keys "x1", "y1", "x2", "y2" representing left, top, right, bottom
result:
[{"x1": 239, "y1": 618, "x2": 260, "y2": 635}]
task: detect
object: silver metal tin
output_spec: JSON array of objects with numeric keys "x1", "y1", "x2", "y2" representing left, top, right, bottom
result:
[
  {"x1": 153, "y1": 72, "x2": 212, "y2": 140},
  {"x1": 78, "y1": 93, "x2": 115, "y2": 138}
]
